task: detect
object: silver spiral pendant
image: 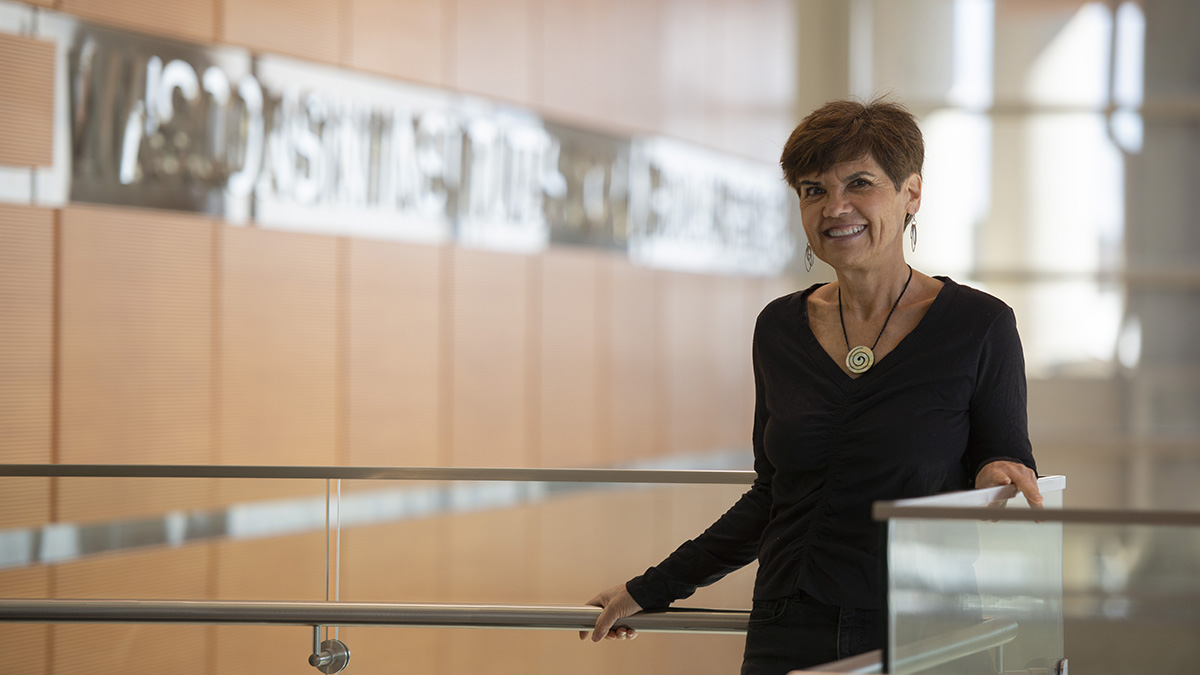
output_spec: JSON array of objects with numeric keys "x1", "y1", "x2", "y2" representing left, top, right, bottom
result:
[{"x1": 846, "y1": 345, "x2": 875, "y2": 374}]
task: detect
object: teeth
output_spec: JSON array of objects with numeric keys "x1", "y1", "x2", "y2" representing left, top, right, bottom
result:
[{"x1": 826, "y1": 225, "x2": 865, "y2": 238}]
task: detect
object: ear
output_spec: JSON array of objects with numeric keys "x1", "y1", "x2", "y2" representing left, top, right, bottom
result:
[{"x1": 904, "y1": 173, "x2": 922, "y2": 216}]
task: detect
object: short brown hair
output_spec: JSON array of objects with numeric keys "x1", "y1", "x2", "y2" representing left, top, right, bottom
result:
[{"x1": 780, "y1": 98, "x2": 924, "y2": 192}]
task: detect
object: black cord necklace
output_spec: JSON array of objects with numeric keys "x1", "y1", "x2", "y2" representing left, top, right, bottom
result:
[{"x1": 838, "y1": 265, "x2": 913, "y2": 374}]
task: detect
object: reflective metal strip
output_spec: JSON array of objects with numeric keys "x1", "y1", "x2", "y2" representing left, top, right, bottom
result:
[
  {"x1": 884, "y1": 475, "x2": 1066, "y2": 509},
  {"x1": 873, "y1": 504, "x2": 1200, "y2": 526},
  {"x1": 0, "y1": 451, "x2": 753, "y2": 569},
  {"x1": 0, "y1": 464, "x2": 754, "y2": 484},
  {"x1": 0, "y1": 599, "x2": 750, "y2": 634}
]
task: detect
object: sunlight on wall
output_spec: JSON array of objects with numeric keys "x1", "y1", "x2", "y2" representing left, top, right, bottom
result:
[
  {"x1": 1113, "y1": 2, "x2": 1145, "y2": 108},
  {"x1": 949, "y1": 0, "x2": 994, "y2": 109},
  {"x1": 917, "y1": 110, "x2": 990, "y2": 278},
  {"x1": 1026, "y1": 114, "x2": 1122, "y2": 275},
  {"x1": 1027, "y1": 3, "x2": 1111, "y2": 106},
  {"x1": 1026, "y1": 281, "x2": 1124, "y2": 375}
]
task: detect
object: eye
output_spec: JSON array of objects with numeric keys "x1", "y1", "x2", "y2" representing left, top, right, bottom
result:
[
  {"x1": 801, "y1": 185, "x2": 825, "y2": 198},
  {"x1": 849, "y1": 178, "x2": 871, "y2": 189}
]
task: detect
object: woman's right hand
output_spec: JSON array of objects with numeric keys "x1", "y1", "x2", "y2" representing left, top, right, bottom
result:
[{"x1": 579, "y1": 583, "x2": 643, "y2": 642}]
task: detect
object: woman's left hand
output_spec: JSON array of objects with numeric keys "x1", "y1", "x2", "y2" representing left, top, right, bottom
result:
[{"x1": 975, "y1": 460, "x2": 1043, "y2": 508}]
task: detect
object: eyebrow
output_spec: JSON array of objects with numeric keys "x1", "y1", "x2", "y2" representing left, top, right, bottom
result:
[
  {"x1": 797, "y1": 171, "x2": 877, "y2": 187},
  {"x1": 842, "y1": 171, "x2": 877, "y2": 182}
]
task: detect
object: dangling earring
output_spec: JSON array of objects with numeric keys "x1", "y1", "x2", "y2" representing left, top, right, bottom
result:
[
  {"x1": 909, "y1": 218, "x2": 918, "y2": 252},
  {"x1": 804, "y1": 243, "x2": 814, "y2": 272}
]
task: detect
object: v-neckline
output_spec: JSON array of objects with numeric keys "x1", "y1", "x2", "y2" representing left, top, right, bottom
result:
[{"x1": 799, "y1": 276, "x2": 957, "y2": 387}]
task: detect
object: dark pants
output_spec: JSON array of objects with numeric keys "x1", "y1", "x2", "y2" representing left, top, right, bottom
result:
[{"x1": 740, "y1": 590, "x2": 882, "y2": 675}]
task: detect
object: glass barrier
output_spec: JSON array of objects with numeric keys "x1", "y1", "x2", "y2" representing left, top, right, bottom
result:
[
  {"x1": 1060, "y1": 516, "x2": 1200, "y2": 675},
  {"x1": 13, "y1": 467, "x2": 1199, "y2": 674},
  {"x1": 879, "y1": 477, "x2": 1066, "y2": 675},
  {"x1": 0, "y1": 462, "x2": 755, "y2": 675},
  {"x1": 334, "y1": 475, "x2": 755, "y2": 674},
  {"x1": 875, "y1": 478, "x2": 1200, "y2": 675}
]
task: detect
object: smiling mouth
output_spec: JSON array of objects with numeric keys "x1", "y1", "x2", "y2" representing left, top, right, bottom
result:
[{"x1": 824, "y1": 224, "x2": 866, "y2": 238}]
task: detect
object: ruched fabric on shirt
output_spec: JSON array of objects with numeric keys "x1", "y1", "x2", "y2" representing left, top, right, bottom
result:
[{"x1": 625, "y1": 277, "x2": 1036, "y2": 611}]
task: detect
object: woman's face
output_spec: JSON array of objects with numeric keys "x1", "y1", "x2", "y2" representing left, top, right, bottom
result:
[{"x1": 796, "y1": 154, "x2": 921, "y2": 274}]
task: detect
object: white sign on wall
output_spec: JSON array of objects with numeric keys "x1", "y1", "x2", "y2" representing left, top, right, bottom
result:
[{"x1": 1, "y1": 2, "x2": 797, "y2": 275}]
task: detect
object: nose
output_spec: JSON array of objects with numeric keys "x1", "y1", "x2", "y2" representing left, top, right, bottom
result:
[{"x1": 822, "y1": 188, "x2": 852, "y2": 218}]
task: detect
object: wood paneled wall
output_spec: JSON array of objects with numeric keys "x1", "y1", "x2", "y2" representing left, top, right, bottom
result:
[
  {"x1": 448, "y1": 246, "x2": 533, "y2": 467},
  {"x1": 609, "y1": 260, "x2": 661, "y2": 464},
  {"x1": 2, "y1": 0, "x2": 795, "y2": 163},
  {"x1": 0, "y1": 205, "x2": 53, "y2": 529},
  {"x1": 218, "y1": 227, "x2": 340, "y2": 467},
  {"x1": 0, "y1": 1, "x2": 794, "y2": 671},
  {"x1": 0, "y1": 205, "x2": 771, "y2": 673},
  {"x1": 52, "y1": 546, "x2": 212, "y2": 675},
  {"x1": 0, "y1": 567, "x2": 50, "y2": 674},
  {"x1": 57, "y1": 0, "x2": 215, "y2": 43},
  {"x1": 57, "y1": 206, "x2": 216, "y2": 522},
  {"x1": 0, "y1": 32, "x2": 55, "y2": 167},
  {"x1": 538, "y1": 248, "x2": 603, "y2": 467},
  {"x1": 0, "y1": 204, "x2": 765, "y2": 479},
  {"x1": 345, "y1": 239, "x2": 443, "y2": 467},
  {"x1": 343, "y1": 0, "x2": 448, "y2": 87}
]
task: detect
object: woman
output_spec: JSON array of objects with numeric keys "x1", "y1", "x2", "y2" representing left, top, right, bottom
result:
[{"x1": 581, "y1": 98, "x2": 1042, "y2": 674}]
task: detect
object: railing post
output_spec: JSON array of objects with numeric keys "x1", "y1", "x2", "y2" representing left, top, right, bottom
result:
[{"x1": 309, "y1": 625, "x2": 350, "y2": 674}]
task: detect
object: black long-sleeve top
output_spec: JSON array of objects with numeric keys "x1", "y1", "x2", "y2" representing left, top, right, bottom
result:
[{"x1": 626, "y1": 277, "x2": 1036, "y2": 610}]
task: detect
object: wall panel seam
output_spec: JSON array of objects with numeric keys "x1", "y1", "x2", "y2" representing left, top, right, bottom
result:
[{"x1": 337, "y1": 236, "x2": 349, "y2": 467}]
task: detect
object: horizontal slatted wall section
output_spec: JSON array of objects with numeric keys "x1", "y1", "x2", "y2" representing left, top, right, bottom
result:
[
  {"x1": 221, "y1": 0, "x2": 340, "y2": 65},
  {"x1": 339, "y1": 514, "x2": 448, "y2": 673},
  {"x1": 0, "y1": 205, "x2": 53, "y2": 529},
  {"x1": 57, "y1": 205, "x2": 216, "y2": 524},
  {"x1": 538, "y1": 247, "x2": 604, "y2": 467},
  {"x1": 53, "y1": 546, "x2": 213, "y2": 675},
  {"x1": 660, "y1": 269, "x2": 722, "y2": 457},
  {"x1": 448, "y1": 246, "x2": 531, "y2": 468},
  {"x1": 212, "y1": 226, "x2": 335, "y2": 673},
  {"x1": 342, "y1": 0, "x2": 448, "y2": 86},
  {"x1": 58, "y1": 0, "x2": 216, "y2": 43},
  {"x1": 216, "y1": 225, "x2": 338, "y2": 504},
  {"x1": 537, "y1": 0, "x2": 604, "y2": 127},
  {"x1": 0, "y1": 32, "x2": 55, "y2": 168},
  {"x1": 0, "y1": 207, "x2": 47, "y2": 673},
  {"x1": 711, "y1": 275, "x2": 756, "y2": 450},
  {"x1": 609, "y1": 258, "x2": 660, "y2": 463},
  {"x1": 451, "y1": 0, "x2": 533, "y2": 103},
  {"x1": 0, "y1": 567, "x2": 51, "y2": 675},
  {"x1": 532, "y1": 489, "x2": 668, "y2": 675},
  {"x1": 442, "y1": 504, "x2": 538, "y2": 673},
  {"x1": 211, "y1": 532, "x2": 327, "y2": 674},
  {"x1": 345, "y1": 238, "x2": 443, "y2": 468},
  {"x1": 595, "y1": 0, "x2": 665, "y2": 133}
]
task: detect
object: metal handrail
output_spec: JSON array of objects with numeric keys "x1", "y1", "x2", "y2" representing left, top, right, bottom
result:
[
  {"x1": 0, "y1": 600, "x2": 1032, "y2": 672},
  {"x1": 885, "y1": 475, "x2": 1066, "y2": 509},
  {"x1": 0, "y1": 464, "x2": 755, "y2": 485},
  {"x1": 872, "y1": 474, "x2": 1198, "y2": 526},
  {"x1": 874, "y1": 504, "x2": 1200, "y2": 526},
  {"x1": 0, "y1": 599, "x2": 749, "y2": 634}
]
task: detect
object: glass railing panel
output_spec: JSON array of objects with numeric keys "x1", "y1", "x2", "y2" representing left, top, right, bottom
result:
[
  {"x1": 332, "y1": 475, "x2": 754, "y2": 675},
  {"x1": 877, "y1": 484, "x2": 1200, "y2": 675},
  {"x1": 1061, "y1": 517, "x2": 1200, "y2": 674},
  {"x1": 208, "y1": 477, "x2": 333, "y2": 674},
  {"x1": 0, "y1": 464, "x2": 757, "y2": 674},
  {"x1": 0, "y1": 474, "x2": 332, "y2": 675},
  {"x1": 883, "y1": 478, "x2": 1065, "y2": 675}
]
